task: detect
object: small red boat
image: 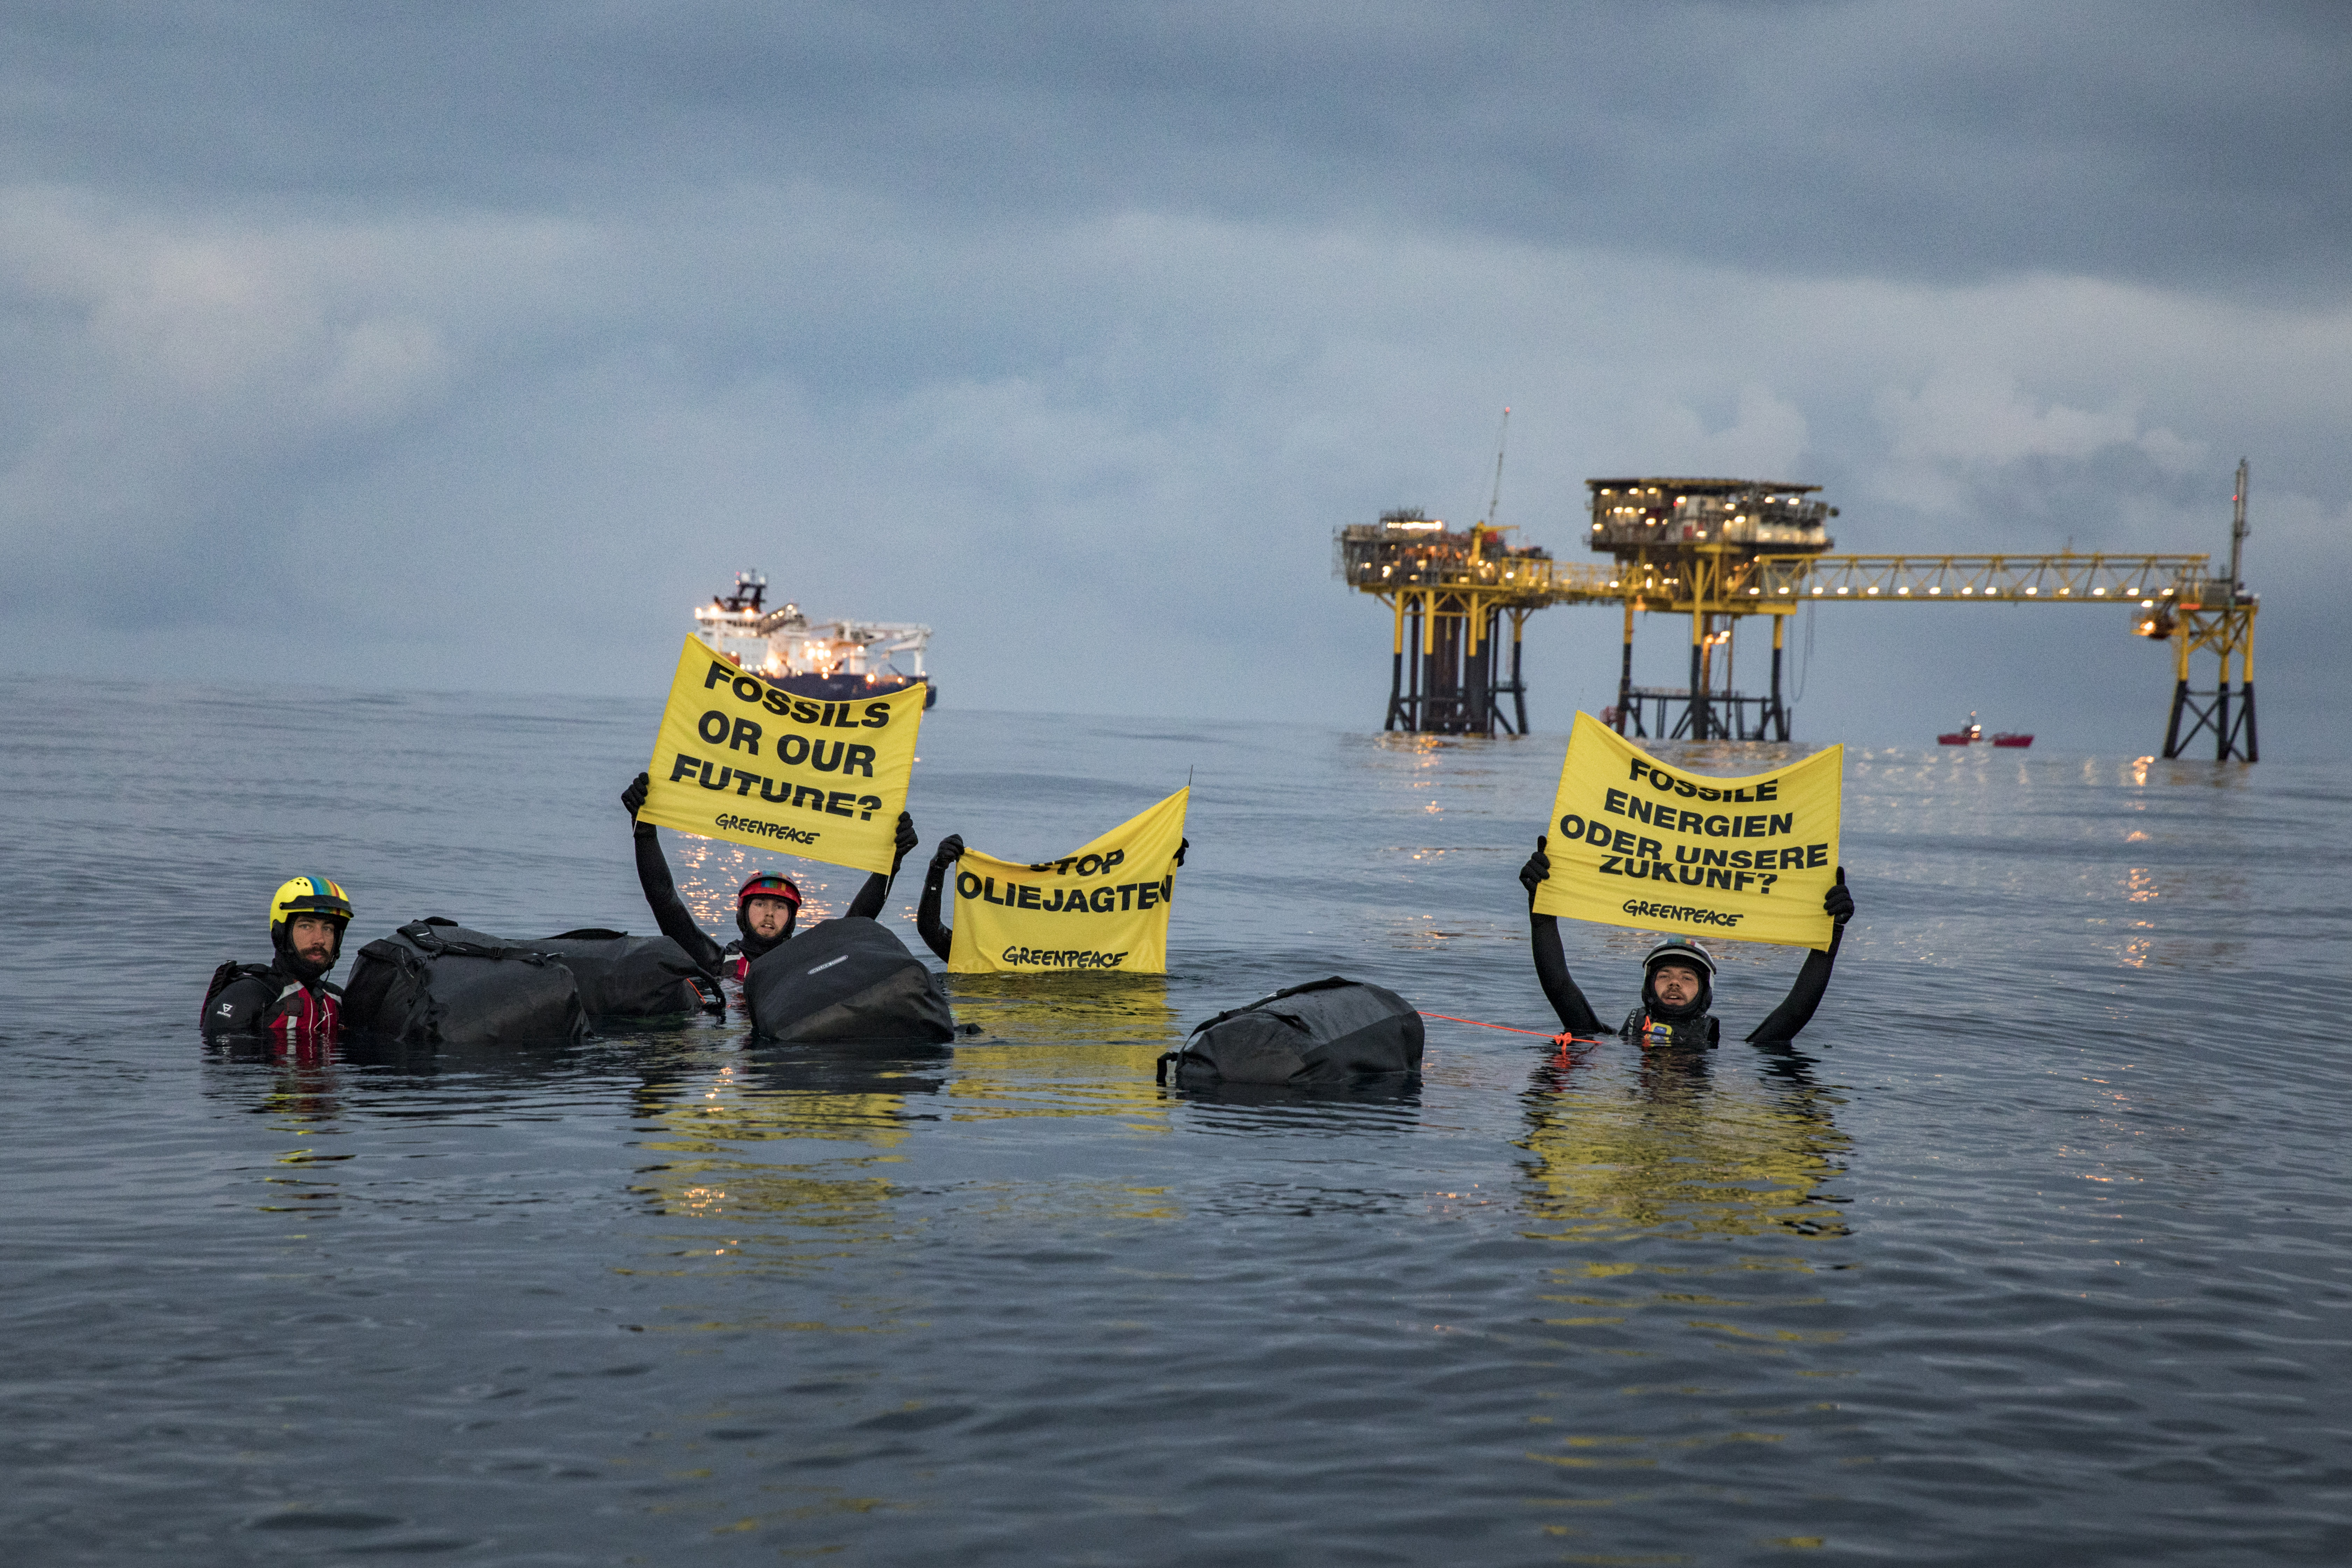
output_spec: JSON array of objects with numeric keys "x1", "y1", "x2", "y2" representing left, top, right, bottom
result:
[
  {"x1": 1991, "y1": 733, "x2": 2033, "y2": 748},
  {"x1": 1938, "y1": 713, "x2": 1984, "y2": 746}
]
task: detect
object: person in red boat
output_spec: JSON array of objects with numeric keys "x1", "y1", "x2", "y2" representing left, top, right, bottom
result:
[{"x1": 621, "y1": 771, "x2": 917, "y2": 983}]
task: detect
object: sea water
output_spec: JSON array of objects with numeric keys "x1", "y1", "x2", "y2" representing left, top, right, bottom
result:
[{"x1": 2, "y1": 677, "x2": 2348, "y2": 1566}]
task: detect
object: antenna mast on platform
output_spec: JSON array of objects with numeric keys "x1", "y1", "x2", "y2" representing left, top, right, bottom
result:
[
  {"x1": 2227, "y1": 457, "x2": 2249, "y2": 605},
  {"x1": 1482, "y1": 407, "x2": 1511, "y2": 530}
]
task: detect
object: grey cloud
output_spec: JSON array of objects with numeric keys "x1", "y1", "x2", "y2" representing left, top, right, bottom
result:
[{"x1": 5, "y1": 2, "x2": 2349, "y2": 295}]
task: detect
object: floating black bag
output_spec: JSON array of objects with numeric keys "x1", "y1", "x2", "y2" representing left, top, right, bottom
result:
[
  {"x1": 342, "y1": 920, "x2": 587, "y2": 1047},
  {"x1": 1158, "y1": 976, "x2": 1423, "y2": 1086},
  {"x1": 743, "y1": 917, "x2": 956, "y2": 1043},
  {"x1": 526, "y1": 929, "x2": 720, "y2": 1022}
]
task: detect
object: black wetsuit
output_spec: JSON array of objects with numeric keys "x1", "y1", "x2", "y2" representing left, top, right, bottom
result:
[
  {"x1": 202, "y1": 957, "x2": 343, "y2": 1041},
  {"x1": 915, "y1": 853, "x2": 955, "y2": 961},
  {"x1": 631, "y1": 820, "x2": 891, "y2": 983},
  {"x1": 1530, "y1": 914, "x2": 1845, "y2": 1048}
]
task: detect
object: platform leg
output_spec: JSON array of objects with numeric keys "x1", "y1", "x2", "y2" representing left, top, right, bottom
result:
[
  {"x1": 1616, "y1": 601, "x2": 1635, "y2": 735},
  {"x1": 1770, "y1": 618, "x2": 1789, "y2": 741},
  {"x1": 1511, "y1": 612, "x2": 1528, "y2": 736},
  {"x1": 2162, "y1": 678, "x2": 2190, "y2": 759}
]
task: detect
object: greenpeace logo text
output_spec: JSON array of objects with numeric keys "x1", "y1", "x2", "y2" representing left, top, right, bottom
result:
[
  {"x1": 1000, "y1": 947, "x2": 1130, "y2": 969},
  {"x1": 1619, "y1": 899, "x2": 1744, "y2": 928}
]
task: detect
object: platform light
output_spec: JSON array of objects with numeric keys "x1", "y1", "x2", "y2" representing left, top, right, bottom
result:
[
  {"x1": 1813, "y1": 586, "x2": 1824, "y2": 595},
  {"x1": 2025, "y1": 586, "x2": 2038, "y2": 595},
  {"x1": 2141, "y1": 598, "x2": 2154, "y2": 607},
  {"x1": 1928, "y1": 586, "x2": 1940, "y2": 595}
]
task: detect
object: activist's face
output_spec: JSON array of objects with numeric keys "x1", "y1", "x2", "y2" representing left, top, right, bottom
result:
[
  {"x1": 1649, "y1": 963, "x2": 1702, "y2": 1009},
  {"x1": 743, "y1": 896, "x2": 794, "y2": 940},
  {"x1": 287, "y1": 913, "x2": 339, "y2": 968}
]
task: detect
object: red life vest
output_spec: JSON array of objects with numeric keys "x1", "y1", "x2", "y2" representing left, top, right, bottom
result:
[{"x1": 267, "y1": 979, "x2": 341, "y2": 1045}]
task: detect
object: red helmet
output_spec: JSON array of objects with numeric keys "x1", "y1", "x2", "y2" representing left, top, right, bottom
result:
[
  {"x1": 737, "y1": 873, "x2": 802, "y2": 911},
  {"x1": 735, "y1": 872, "x2": 802, "y2": 945}
]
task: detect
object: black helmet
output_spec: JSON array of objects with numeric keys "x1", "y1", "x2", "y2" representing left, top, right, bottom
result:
[{"x1": 1641, "y1": 937, "x2": 1715, "y2": 1020}]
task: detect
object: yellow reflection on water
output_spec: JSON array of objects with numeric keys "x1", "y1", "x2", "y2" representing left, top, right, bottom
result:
[
  {"x1": 204, "y1": 1041, "x2": 349, "y2": 1213},
  {"x1": 631, "y1": 1058, "x2": 933, "y2": 1278},
  {"x1": 1516, "y1": 1055, "x2": 1851, "y2": 1242},
  {"x1": 945, "y1": 974, "x2": 1179, "y2": 1128}
]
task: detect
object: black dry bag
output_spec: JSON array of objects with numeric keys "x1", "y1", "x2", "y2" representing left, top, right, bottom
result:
[
  {"x1": 526, "y1": 929, "x2": 719, "y2": 1022},
  {"x1": 343, "y1": 920, "x2": 587, "y2": 1046},
  {"x1": 743, "y1": 917, "x2": 956, "y2": 1044},
  {"x1": 1158, "y1": 976, "x2": 1423, "y2": 1086}
]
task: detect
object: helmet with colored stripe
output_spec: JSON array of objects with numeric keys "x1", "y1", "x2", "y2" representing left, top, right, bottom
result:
[
  {"x1": 270, "y1": 875, "x2": 353, "y2": 975},
  {"x1": 271, "y1": 875, "x2": 353, "y2": 939},
  {"x1": 736, "y1": 872, "x2": 802, "y2": 944}
]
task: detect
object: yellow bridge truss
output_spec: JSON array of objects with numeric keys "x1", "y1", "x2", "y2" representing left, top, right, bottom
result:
[{"x1": 1349, "y1": 544, "x2": 2256, "y2": 758}]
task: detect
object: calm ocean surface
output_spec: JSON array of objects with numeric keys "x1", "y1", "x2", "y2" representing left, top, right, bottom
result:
[{"x1": 4, "y1": 676, "x2": 2349, "y2": 1566}]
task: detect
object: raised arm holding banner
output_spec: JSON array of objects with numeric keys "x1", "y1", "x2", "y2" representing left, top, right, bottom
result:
[{"x1": 638, "y1": 636, "x2": 927, "y2": 877}]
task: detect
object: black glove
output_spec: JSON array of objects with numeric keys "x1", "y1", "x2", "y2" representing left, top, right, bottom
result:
[
  {"x1": 1174, "y1": 836, "x2": 1189, "y2": 868},
  {"x1": 1518, "y1": 835, "x2": 1550, "y2": 903},
  {"x1": 621, "y1": 772, "x2": 649, "y2": 820},
  {"x1": 894, "y1": 810, "x2": 918, "y2": 867},
  {"x1": 929, "y1": 833, "x2": 966, "y2": 874},
  {"x1": 1824, "y1": 865, "x2": 1853, "y2": 926}
]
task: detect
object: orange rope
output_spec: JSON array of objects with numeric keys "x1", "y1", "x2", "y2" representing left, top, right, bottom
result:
[{"x1": 1419, "y1": 1012, "x2": 1601, "y2": 1049}]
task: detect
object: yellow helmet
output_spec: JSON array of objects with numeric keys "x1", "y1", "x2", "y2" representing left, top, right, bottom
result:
[{"x1": 270, "y1": 875, "x2": 354, "y2": 943}]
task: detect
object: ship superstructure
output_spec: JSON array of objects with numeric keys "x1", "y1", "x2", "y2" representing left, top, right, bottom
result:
[{"x1": 691, "y1": 571, "x2": 936, "y2": 706}]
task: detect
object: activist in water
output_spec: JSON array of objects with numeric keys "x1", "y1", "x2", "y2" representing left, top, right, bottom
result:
[
  {"x1": 622, "y1": 772, "x2": 917, "y2": 984},
  {"x1": 201, "y1": 875, "x2": 353, "y2": 1044},
  {"x1": 914, "y1": 829, "x2": 1189, "y2": 964},
  {"x1": 1518, "y1": 836, "x2": 1855, "y2": 1048}
]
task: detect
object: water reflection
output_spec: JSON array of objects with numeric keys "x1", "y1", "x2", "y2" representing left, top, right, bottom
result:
[
  {"x1": 202, "y1": 1039, "x2": 351, "y2": 1211},
  {"x1": 1517, "y1": 1048, "x2": 1852, "y2": 1242},
  {"x1": 945, "y1": 973, "x2": 1179, "y2": 1126},
  {"x1": 631, "y1": 1048, "x2": 947, "y2": 1280}
]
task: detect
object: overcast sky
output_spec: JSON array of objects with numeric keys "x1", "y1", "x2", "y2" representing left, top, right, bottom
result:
[{"x1": 4, "y1": 1, "x2": 2347, "y2": 755}]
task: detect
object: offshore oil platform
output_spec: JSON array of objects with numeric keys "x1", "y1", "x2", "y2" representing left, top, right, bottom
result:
[{"x1": 1335, "y1": 462, "x2": 2259, "y2": 760}]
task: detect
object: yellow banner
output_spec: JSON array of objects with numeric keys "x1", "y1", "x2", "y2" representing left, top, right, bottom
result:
[
  {"x1": 638, "y1": 636, "x2": 927, "y2": 876},
  {"x1": 948, "y1": 788, "x2": 1189, "y2": 974},
  {"x1": 1532, "y1": 712, "x2": 1842, "y2": 949}
]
